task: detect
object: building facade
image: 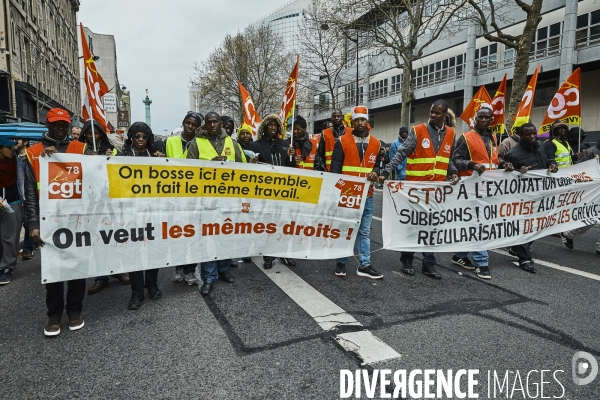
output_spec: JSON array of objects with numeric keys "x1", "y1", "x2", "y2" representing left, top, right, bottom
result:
[
  {"x1": 250, "y1": 0, "x2": 309, "y2": 54},
  {"x1": 78, "y1": 25, "x2": 124, "y2": 131},
  {"x1": 312, "y1": 0, "x2": 600, "y2": 145},
  {"x1": 0, "y1": 0, "x2": 80, "y2": 124}
]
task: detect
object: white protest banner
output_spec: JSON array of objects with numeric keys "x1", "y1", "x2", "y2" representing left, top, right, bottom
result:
[
  {"x1": 39, "y1": 155, "x2": 370, "y2": 283},
  {"x1": 383, "y1": 160, "x2": 600, "y2": 252}
]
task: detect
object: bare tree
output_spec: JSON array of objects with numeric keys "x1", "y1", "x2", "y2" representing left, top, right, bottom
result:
[
  {"x1": 330, "y1": 0, "x2": 467, "y2": 127},
  {"x1": 297, "y1": 0, "x2": 346, "y2": 113},
  {"x1": 468, "y1": 0, "x2": 543, "y2": 128},
  {"x1": 190, "y1": 25, "x2": 293, "y2": 123}
]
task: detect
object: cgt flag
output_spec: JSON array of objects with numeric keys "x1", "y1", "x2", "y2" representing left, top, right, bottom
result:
[
  {"x1": 80, "y1": 23, "x2": 109, "y2": 134},
  {"x1": 279, "y1": 56, "x2": 299, "y2": 137},
  {"x1": 538, "y1": 68, "x2": 581, "y2": 137},
  {"x1": 511, "y1": 64, "x2": 540, "y2": 133},
  {"x1": 238, "y1": 81, "x2": 261, "y2": 136},
  {"x1": 489, "y1": 74, "x2": 507, "y2": 135},
  {"x1": 460, "y1": 86, "x2": 492, "y2": 128}
]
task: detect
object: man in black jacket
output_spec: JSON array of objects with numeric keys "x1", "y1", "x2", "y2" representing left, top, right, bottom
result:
[
  {"x1": 503, "y1": 123, "x2": 558, "y2": 273},
  {"x1": 250, "y1": 114, "x2": 296, "y2": 269}
]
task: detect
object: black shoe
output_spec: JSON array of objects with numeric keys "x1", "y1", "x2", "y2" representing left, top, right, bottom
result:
[
  {"x1": 146, "y1": 284, "x2": 162, "y2": 300},
  {"x1": 279, "y1": 258, "x2": 296, "y2": 267},
  {"x1": 230, "y1": 261, "x2": 238, "y2": 268},
  {"x1": 242, "y1": 257, "x2": 251, "y2": 263},
  {"x1": 263, "y1": 260, "x2": 273, "y2": 269},
  {"x1": 401, "y1": 261, "x2": 415, "y2": 276},
  {"x1": 357, "y1": 265, "x2": 383, "y2": 279},
  {"x1": 219, "y1": 271, "x2": 235, "y2": 283},
  {"x1": 520, "y1": 261, "x2": 536, "y2": 273},
  {"x1": 128, "y1": 294, "x2": 145, "y2": 310},
  {"x1": 508, "y1": 247, "x2": 518, "y2": 258},
  {"x1": 474, "y1": 266, "x2": 491, "y2": 279},
  {"x1": 422, "y1": 264, "x2": 441, "y2": 279},
  {"x1": 560, "y1": 233, "x2": 574, "y2": 250},
  {"x1": 596, "y1": 250, "x2": 600, "y2": 256},
  {"x1": 335, "y1": 262, "x2": 346, "y2": 277},
  {"x1": 200, "y1": 282, "x2": 213, "y2": 296},
  {"x1": 451, "y1": 255, "x2": 475, "y2": 270}
]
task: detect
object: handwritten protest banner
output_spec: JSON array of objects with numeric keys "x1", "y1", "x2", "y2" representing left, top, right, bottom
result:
[
  {"x1": 39, "y1": 155, "x2": 369, "y2": 283},
  {"x1": 382, "y1": 160, "x2": 600, "y2": 252}
]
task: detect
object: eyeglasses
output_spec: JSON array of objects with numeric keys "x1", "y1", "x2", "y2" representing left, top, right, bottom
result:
[{"x1": 133, "y1": 134, "x2": 148, "y2": 140}]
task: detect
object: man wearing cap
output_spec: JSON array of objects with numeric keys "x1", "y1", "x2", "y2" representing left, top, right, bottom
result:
[
  {"x1": 0, "y1": 137, "x2": 23, "y2": 285},
  {"x1": 451, "y1": 107, "x2": 514, "y2": 280},
  {"x1": 378, "y1": 99, "x2": 459, "y2": 279},
  {"x1": 23, "y1": 108, "x2": 90, "y2": 336},
  {"x1": 165, "y1": 112, "x2": 203, "y2": 160},
  {"x1": 318, "y1": 109, "x2": 353, "y2": 172},
  {"x1": 330, "y1": 105, "x2": 383, "y2": 279},
  {"x1": 543, "y1": 120, "x2": 574, "y2": 169},
  {"x1": 389, "y1": 126, "x2": 409, "y2": 180}
]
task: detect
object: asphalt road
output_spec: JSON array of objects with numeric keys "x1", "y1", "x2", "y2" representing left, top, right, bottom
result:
[{"x1": 1, "y1": 191, "x2": 599, "y2": 399}]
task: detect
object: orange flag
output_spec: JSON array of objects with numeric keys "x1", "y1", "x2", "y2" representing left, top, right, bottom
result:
[
  {"x1": 80, "y1": 23, "x2": 109, "y2": 133},
  {"x1": 489, "y1": 74, "x2": 507, "y2": 135},
  {"x1": 538, "y1": 68, "x2": 581, "y2": 137},
  {"x1": 238, "y1": 81, "x2": 261, "y2": 136},
  {"x1": 460, "y1": 86, "x2": 492, "y2": 128},
  {"x1": 511, "y1": 64, "x2": 540, "y2": 133},
  {"x1": 279, "y1": 56, "x2": 299, "y2": 137}
]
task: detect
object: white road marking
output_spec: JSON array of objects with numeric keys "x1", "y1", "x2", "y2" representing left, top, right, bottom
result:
[
  {"x1": 490, "y1": 249, "x2": 600, "y2": 282},
  {"x1": 254, "y1": 257, "x2": 401, "y2": 365},
  {"x1": 373, "y1": 216, "x2": 382, "y2": 221}
]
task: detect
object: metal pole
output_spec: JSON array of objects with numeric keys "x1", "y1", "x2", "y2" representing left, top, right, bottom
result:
[{"x1": 355, "y1": 30, "x2": 359, "y2": 106}]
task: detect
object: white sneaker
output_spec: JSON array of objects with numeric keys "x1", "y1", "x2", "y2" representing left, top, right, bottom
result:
[
  {"x1": 173, "y1": 266, "x2": 184, "y2": 282},
  {"x1": 184, "y1": 273, "x2": 199, "y2": 285}
]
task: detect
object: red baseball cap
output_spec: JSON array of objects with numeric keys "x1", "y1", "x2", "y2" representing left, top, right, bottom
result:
[{"x1": 46, "y1": 108, "x2": 71, "y2": 123}]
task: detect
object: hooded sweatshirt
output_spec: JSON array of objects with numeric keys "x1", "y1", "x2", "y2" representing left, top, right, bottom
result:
[
  {"x1": 79, "y1": 120, "x2": 115, "y2": 155},
  {"x1": 249, "y1": 114, "x2": 295, "y2": 167},
  {"x1": 543, "y1": 121, "x2": 573, "y2": 165}
]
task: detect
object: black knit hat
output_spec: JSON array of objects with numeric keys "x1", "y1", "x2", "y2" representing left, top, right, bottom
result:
[
  {"x1": 183, "y1": 111, "x2": 203, "y2": 127},
  {"x1": 399, "y1": 126, "x2": 409, "y2": 134},
  {"x1": 293, "y1": 115, "x2": 307, "y2": 129}
]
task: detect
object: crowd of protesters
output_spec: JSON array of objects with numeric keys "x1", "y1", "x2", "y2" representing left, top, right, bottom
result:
[{"x1": 0, "y1": 100, "x2": 598, "y2": 336}]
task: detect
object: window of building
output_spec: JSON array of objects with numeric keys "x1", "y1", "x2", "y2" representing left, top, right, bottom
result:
[
  {"x1": 11, "y1": 21, "x2": 17, "y2": 55},
  {"x1": 36, "y1": 0, "x2": 43, "y2": 29},
  {"x1": 343, "y1": 82, "x2": 363, "y2": 107},
  {"x1": 413, "y1": 53, "x2": 464, "y2": 88},
  {"x1": 475, "y1": 44, "x2": 497, "y2": 71},
  {"x1": 532, "y1": 23, "x2": 561, "y2": 56},
  {"x1": 368, "y1": 78, "x2": 388, "y2": 100},
  {"x1": 40, "y1": 58, "x2": 46, "y2": 92},
  {"x1": 504, "y1": 48, "x2": 515, "y2": 66},
  {"x1": 49, "y1": 66, "x2": 54, "y2": 97},
  {"x1": 576, "y1": 10, "x2": 600, "y2": 48},
  {"x1": 391, "y1": 74, "x2": 402, "y2": 95},
  {"x1": 45, "y1": 3, "x2": 50, "y2": 37},
  {"x1": 31, "y1": 49, "x2": 37, "y2": 86},
  {"x1": 533, "y1": 80, "x2": 557, "y2": 108},
  {"x1": 410, "y1": 105, "x2": 415, "y2": 124},
  {"x1": 20, "y1": 35, "x2": 28, "y2": 81}
]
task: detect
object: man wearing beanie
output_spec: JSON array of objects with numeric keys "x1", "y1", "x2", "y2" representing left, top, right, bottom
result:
[
  {"x1": 292, "y1": 116, "x2": 319, "y2": 170},
  {"x1": 330, "y1": 105, "x2": 383, "y2": 279},
  {"x1": 0, "y1": 137, "x2": 22, "y2": 285},
  {"x1": 23, "y1": 108, "x2": 90, "y2": 336},
  {"x1": 543, "y1": 119, "x2": 574, "y2": 169},
  {"x1": 165, "y1": 111, "x2": 203, "y2": 159}
]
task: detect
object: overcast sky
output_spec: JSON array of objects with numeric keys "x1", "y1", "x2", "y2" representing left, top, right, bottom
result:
[{"x1": 78, "y1": 0, "x2": 286, "y2": 135}]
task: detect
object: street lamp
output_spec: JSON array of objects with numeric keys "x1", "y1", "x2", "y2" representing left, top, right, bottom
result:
[{"x1": 321, "y1": 23, "x2": 359, "y2": 107}]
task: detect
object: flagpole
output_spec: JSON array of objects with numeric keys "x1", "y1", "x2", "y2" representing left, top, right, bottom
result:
[
  {"x1": 288, "y1": 55, "x2": 298, "y2": 162},
  {"x1": 90, "y1": 109, "x2": 97, "y2": 152}
]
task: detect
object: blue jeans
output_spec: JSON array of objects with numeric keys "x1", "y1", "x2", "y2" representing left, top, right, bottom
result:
[
  {"x1": 400, "y1": 251, "x2": 436, "y2": 267},
  {"x1": 337, "y1": 196, "x2": 373, "y2": 268},
  {"x1": 454, "y1": 251, "x2": 488, "y2": 267},
  {"x1": 22, "y1": 221, "x2": 34, "y2": 252},
  {"x1": 200, "y1": 259, "x2": 231, "y2": 284}
]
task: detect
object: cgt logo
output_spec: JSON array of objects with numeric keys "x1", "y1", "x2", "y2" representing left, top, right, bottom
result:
[
  {"x1": 48, "y1": 162, "x2": 83, "y2": 199},
  {"x1": 335, "y1": 178, "x2": 365, "y2": 209}
]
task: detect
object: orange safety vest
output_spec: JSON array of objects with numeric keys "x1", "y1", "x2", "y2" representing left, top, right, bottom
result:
[
  {"x1": 406, "y1": 123, "x2": 454, "y2": 181},
  {"x1": 459, "y1": 130, "x2": 499, "y2": 177},
  {"x1": 26, "y1": 141, "x2": 86, "y2": 188},
  {"x1": 339, "y1": 132, "x2": 380, "y2": 197},
  {"x1": 295, "y1": 134, "x2": 320, "y2": 170},
  {"x1": 323, "y1": 125, "x2": 352, "y2": 171}
]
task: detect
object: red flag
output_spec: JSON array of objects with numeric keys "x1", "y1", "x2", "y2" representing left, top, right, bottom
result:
[
  {"x1": 279, "y1": 56, "x2": 299, "y2": 136},
  {"x1": 238, "y1": 81, "x2": 261, "y2": 136},
  {"x1": 538, "y1": 68, "x2": 581, "y2": 137},
  {"x1": 489, "y1": 74, "x2": 507, "y2": 135},
  {"x1": 80, "y1": 23, "x2": 109, "y2": 133},
  {"x1": 511, "y1": 64, "x2": 540, "y2": 133},
  {"x1": 459, "y1": 86, "x2": 492, "y2": 128}
]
